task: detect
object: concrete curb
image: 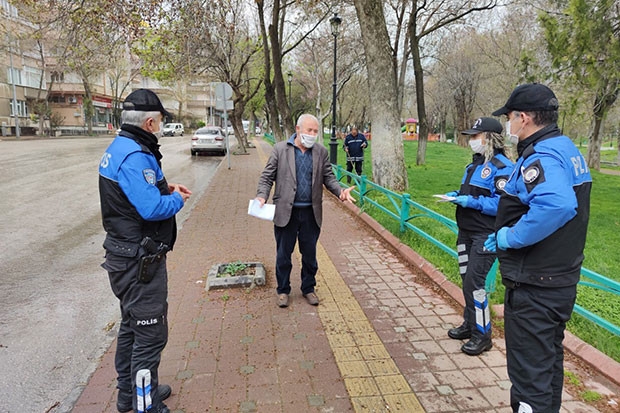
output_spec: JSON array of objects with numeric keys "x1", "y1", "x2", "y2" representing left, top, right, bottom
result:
[{"x1": 340, "y1": 199, "x2": 620, "y2": 388}]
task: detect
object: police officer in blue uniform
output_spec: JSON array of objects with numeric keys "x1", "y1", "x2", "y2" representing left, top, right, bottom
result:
[
  {"x1": 445, "y1": 117, "x2": 514, "y2": 355},
  {"x1": 99, "y1": 89, "x2": 191, "y2": 413},
  {"x1": 485, "y1": 84, "x2": 591, "y2": 413},
  {"x1": 343, "y1": 127, "x2": 368, "y2": 183}
]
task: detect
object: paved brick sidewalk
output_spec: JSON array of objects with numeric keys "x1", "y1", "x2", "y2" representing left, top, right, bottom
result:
[{"x1": 73, "y1": 138, "x2": 619, "y2": 412}]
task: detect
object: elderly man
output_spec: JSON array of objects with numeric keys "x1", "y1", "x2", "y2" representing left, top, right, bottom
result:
[
  {"x1": 256, "y1": 114, "x2": 355, "y2": 308},
  {"x1": 99, "y1": 89, "x2": 191, "y2": 413}
]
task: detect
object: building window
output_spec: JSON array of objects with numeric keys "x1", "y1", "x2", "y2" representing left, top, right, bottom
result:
[
  {"x1": 49, "y1": 95, "x2": 66, "y2": 103},
  {"x1": 1, "y1": 0, "x2": 19, "y2": 17},
  {"x1": 10, "y1": 99, "x2": 28, "y2": 117},
  {"x1": 23, "y1": 66, "x2": 45, "y2": 89},
  {"x1": 51, "y1": 71, "x2": 64, "y2": 83},
  {"x1": 7, "y1": 67, "x2": 22, "y2": 85}
]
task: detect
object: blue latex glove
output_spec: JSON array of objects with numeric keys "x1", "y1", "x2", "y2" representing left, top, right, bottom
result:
[
  {"x1": 445, "y1": 191, "x2": 459, "y2": 197},
  {"x1": 496, "y1": 227, "x2": 510, "y2": 250},
  {"x1": 484, "y1": 233, "x2": 497, "y2": 252},
  {"x1": 451, "y1": 195, "x2": 469, "y2": 208}
]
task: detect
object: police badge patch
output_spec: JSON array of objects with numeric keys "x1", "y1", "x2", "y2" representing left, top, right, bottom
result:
[
  {"x1": 523, "y1": 166, "x2": 540, "y2": 183},
  {"x1": 481, "y1": 166, "x2": 491, "y2": 179},
  {"x1": 496, "y1": 178, "x2": 507, "y2": 191},
  {"x1": 143, "y1": 169, "x2": 156, "y2": 185}
]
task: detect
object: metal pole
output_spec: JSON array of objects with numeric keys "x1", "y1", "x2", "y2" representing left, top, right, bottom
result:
[
  {"x1": 288, "y1": 78, "x2": 292, "y2": 112},
  {"x1": 329, "y1": 33, "x2": 338, "y2": 164},
  {"x1": 7, "y1": 34, "x2": 20, "y2": 139}
]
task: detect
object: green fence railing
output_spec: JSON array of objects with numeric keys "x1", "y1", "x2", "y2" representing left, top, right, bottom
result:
[{"x1": 332, "y1": 165, "x2": 620, "y2": 337}]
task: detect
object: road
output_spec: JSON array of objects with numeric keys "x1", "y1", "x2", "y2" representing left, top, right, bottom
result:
[{"x1": 0, "y1": 134, "x2": 223, "y2": 413}]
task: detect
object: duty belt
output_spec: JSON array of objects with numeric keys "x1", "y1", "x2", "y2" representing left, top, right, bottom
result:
[{"x1": 502, "y1": 279, "x2": 521, "y2": 289}]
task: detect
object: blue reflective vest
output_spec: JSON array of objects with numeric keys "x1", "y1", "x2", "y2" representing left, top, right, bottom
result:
[
  {"x1": 99, "y1": 134, "x2": 184, "y2": 248},
  {"x1": 496, "y1": 126, "x2": 592, "y2": 287},
  {"x1": 456, "y1": 152, "x2": 514, "y2": 233}
]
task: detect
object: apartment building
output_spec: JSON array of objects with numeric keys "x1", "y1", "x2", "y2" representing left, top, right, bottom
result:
[{"x1": 0, "y1": 1, "x2": 221, "y2": 137}]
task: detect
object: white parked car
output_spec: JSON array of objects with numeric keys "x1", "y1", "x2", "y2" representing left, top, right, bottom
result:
[
  {"x1": 191, "y1": 126, "x2": 227, "y2": 156},
  {"x1": 163, "y1": 123, "x2": 184, "y2": 136}
]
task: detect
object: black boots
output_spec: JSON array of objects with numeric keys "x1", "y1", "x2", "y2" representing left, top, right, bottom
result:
[
  {"x1": 447, "y1": 323, "x2": 472, "y2": 340},
  {"x1": 449, "y1": 323, "x2": 492, "y2": 355},
  {"x1": 461, "y1": 336, "x2": 493, "y2": 356}
]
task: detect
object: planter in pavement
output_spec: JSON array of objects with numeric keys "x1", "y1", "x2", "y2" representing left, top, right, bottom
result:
[{"x1": 206, "y1": 262, "x2": 266, "y2": 291}]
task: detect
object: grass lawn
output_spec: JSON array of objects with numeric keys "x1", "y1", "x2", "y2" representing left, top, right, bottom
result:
[{"x1": 330, "y1": 137, "x2": 620, "y2": 362}]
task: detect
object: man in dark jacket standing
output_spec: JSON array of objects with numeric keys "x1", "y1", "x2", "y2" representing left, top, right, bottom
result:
[
  {"x1": 343, "y1": 127, "x2": 368, "y2": 184},
  {"x1": 256, "y1": 114, "x2": 355, "y2": 308},
  {"x1": 99, "y1": 89, "x2": 191, "y2": 413},
  {"x1": 485, "y1": 84, "x2": 591, "y2": 413}
]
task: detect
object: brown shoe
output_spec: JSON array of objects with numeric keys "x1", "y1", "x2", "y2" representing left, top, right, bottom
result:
[
  {"x1": 303, "y1": 292, "x2": 319, "y2": 306},
  {"x1": 277, "y1": 294, "x2": 289, "y2": 308}
]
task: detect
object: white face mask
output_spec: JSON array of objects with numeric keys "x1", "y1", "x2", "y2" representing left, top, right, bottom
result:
[
  {"x1": 507, "y1": 113, "x2": 523, "y2": 145},
  {"x1": 152, "y1": 118, "x2": 163, "y2": 139},
  {"x1": 300, "y1": 133, "x2": 317, "y2": 148},
  {"x1": 468, "y1": 138, "x2": 485, "y2": 154}
]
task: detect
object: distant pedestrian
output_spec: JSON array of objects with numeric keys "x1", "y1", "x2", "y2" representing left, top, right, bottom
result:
[
  {"x1": 99, "y1": 89, "x2": 192, "y2": 413},
  {"x1": 256, "y1": 114, "x2": 356, "y2": 308},
  {"x1": 445, "y1": 117, "x2": 514, "y2": 356},
  {"x1": 343, "y1": 127, "x2": 368, "y2": 184},
  {"x1": 485, "y1": 83, "x2": 592, "y2": 413}
]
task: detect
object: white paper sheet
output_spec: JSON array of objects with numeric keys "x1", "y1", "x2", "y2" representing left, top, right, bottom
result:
[
  {"x1": 433, "y1": 194, "x2": 456, "y2": 202},
  {"x1": 248, "y1": 199, "x2": 275, "y2": 221}
]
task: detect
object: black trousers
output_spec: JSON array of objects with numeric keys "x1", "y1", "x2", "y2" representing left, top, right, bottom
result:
[
  {"x1": 457, "y1": 230, "x2": 496, "y2": 338},
  {"x1": 504, "y1": 283, "x2": 576, "y2": 413},
  {"x1": 274, "y1": 206, "x2": 321, "y2": 295},
  {"x1": 346, "y1": 160, "x2": 363, "y2": 183},
  {"x1": 103, "y1": 253, "x2": 169, "y2": 411}
]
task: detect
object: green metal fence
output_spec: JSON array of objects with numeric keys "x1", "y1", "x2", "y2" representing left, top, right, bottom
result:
[{"x1": 332, "y1": 165, "x2": 620, "y2": 337}]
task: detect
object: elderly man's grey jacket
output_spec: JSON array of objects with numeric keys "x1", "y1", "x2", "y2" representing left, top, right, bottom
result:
[{"x1": 256, "y1": 140, "x2": 342, "y2": 227}]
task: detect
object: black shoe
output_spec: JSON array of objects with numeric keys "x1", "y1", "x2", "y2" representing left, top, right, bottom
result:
[
  {"x1": 448, "y1": 323, "x2": 471, "y2": 340},
  {"x1": 461, "y1": 336, "x2": 492, "y2": 356},
  {"x1": 117, "y1": 384, "x2": 172, "y2": 412}
]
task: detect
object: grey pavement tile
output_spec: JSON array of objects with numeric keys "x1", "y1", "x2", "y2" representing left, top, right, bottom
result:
[
  {"x1": 434, "y1": 370, "x2": 474, "y2": 389},
  {"x1": 415, "y1": 391, "x2": 459, "y2": 412},
  {"x1": 453, "y1": 387, "x2": 494, "y2": 410},
  {"x1": 461, "y1": 367, "x2": 503, "y2": 387},
  {"x1": 478, "y1": 384, "x2": 511, "y2": 409}
]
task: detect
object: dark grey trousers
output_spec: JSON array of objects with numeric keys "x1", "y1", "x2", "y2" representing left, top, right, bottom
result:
[{"x1": 103, "y1": 253, "x2": 169, "y2": 411}]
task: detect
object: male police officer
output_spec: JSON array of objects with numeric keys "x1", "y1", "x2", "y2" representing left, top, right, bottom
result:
[
  {"x1": 99, "y1": 89, "x2": 191, "y2": 413},
  {"x1": 485, "y1": 84, "x2": 591, "y2": 413}
]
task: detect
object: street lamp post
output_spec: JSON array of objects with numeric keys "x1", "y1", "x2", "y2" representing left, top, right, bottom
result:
[
  {"x1": 329, "y1": 12, "x2": 342, "y2": 165},
  {"x1": 287, "y1": 71, "x2": 293, "y2": 114}
]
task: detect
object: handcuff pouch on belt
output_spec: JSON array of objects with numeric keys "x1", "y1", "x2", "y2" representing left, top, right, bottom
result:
[{"x1": 137, "y1": 237, "x2": 169, "y2": 283}]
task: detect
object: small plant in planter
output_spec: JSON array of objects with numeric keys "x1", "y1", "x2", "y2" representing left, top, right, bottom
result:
[
  {"x1": 219, "y1": 261, "x2": 249, "y2": 278},
  {"x1": 206, "y1": 261, "x2": 266, "y2": 291}
]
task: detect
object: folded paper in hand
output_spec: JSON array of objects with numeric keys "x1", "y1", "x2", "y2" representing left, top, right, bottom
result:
[
  {"x1": 248, "y1": 199, "x2": 275, "y2": 221},
  {"x1": 433, "y1": 194, "x2": 456, "y2": 202}
]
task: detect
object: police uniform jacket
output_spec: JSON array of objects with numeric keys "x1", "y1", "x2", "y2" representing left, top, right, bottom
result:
[
  {"x1": 456, "y1": 152, "x2": 514, "y2": 234},
  {"x1": 495, "y1": 124, "x2": 592, "y2": 287},
  {"x1": 99, "y1": 125, "x2": 184, "y2": 255}
]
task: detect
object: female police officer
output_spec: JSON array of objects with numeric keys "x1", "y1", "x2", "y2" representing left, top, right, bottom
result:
[{"x1": 445, "y1": 117, "x2": 514, "y2": 355}]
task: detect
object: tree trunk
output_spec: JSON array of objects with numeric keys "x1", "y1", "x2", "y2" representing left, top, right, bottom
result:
[
  {"x1": 353, "y1": 0, "x2": 407, "y2": 191},
  {"x1": 410, "y1": 35, "x2": 428, "y2": 166},
  {"x1": 256, "y1": 0, "x2": 283, "y2": 142},
  {"x1": 587, "y1": 82, "x2": 619, "y2": 170}
]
